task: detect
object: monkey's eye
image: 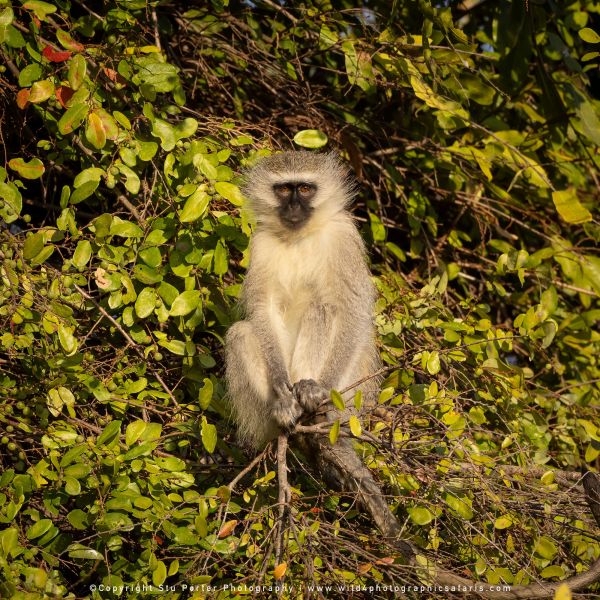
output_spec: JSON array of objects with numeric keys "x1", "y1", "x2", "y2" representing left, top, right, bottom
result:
[
  {"x1": 297, "y1": 183, "x2": 316, "y2": 198},
  {"x1": 274, "y1": 184, "x2": 292, "y2": 198}
]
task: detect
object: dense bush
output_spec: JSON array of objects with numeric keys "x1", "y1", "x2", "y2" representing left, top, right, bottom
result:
[{"x1": 0, "y1": 0, "x2": 598, "y2": 598}]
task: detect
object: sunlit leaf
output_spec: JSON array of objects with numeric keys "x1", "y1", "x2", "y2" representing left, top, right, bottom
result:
[
  {"x1": 293, "y1": 129, "x2": 328, "y2": 149},
  {"x1": 8, "y1": 157, "x2": 44, "y2": 179}
]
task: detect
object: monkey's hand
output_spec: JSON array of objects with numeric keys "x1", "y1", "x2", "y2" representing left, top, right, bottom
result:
[
  {"x1": 272, "y1": 377, "x2": 303, "y2": 430},
  {"x1": 293, "y1": 379, "x2": 329, "y2": 414}
]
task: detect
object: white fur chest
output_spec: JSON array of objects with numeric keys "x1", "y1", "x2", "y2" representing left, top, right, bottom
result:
[{"x1": 267, "y1": 231, "x2": 331, "y2": 310}]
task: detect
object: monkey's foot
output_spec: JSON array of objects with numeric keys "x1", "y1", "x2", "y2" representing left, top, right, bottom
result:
[
  {"x1": 272, "y1": 395, "x2": 303, "y2": 430},
  {"x1": 293, "y1": 379, "x2": 328, "y2": 413},
  {"x1": 272, "y1": 377, "x2": 303, "y2": 430}
]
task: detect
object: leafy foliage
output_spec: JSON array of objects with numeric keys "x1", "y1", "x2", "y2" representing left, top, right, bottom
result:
[{"x1": 0, "y1": 0, "x2": 598, "y2": 597}]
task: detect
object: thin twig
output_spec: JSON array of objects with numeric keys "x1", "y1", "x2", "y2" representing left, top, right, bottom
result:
[
  {"x1": 275, "y1": 433, "x2": 291, "y2": 566},
  {"x1": 151, "y1": 6, "x2": 162, "y2": 51},
  {"x1": 228, "y1": 445, "x2": 269, "y2": 491}
]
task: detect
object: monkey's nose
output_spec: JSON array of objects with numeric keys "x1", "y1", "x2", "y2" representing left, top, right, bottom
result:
[{"x1": 286, "y1": 201, "x2": 304, "y2": 216}]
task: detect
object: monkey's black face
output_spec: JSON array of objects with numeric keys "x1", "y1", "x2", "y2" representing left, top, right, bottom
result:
[{"x1": 273, "y1": 182, "x2": 317, "y2": 229}]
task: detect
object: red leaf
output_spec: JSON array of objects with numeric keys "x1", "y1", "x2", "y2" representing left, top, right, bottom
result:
[
  {"x1": 55, "y1": 86, "x2": 75, "y2": 109},
  {"x1": 56, "y1": 29, "x2": 85, "y2": 52},
  {"x1": 102, "y1": 67, "x2": 127, "y2": 86},
  {"x1": 16, "y1": 89, "x2": 31, "y2": 110},
  {"x1": 218, "y1": 519, "x2": 238, "y2": 538},
  {"x1": 42, "y1": 46, "x2": 72, "y2": 63}
]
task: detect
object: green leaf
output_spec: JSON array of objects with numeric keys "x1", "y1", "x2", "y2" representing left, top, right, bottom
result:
[
  {"x1": 540, "y1": 565, "x2": 565, "y2": 579},
  {"x1": 85, "y1": 112, "x2": 106, "y2": 150},
  {"x1": 0, "y1": 182, "x2": 22, "y2": 223},
  {"x1": 66, "y1": 509, "x2": 90, "y2": 530},
  {"x1": 94, "y1": 109, "x2": 118, "y2": 140},
  {"x1": 213, "y1": 240, "x2": 228, "y2": 275},
  {"x1": 579, "y1": 27, "x2": 600, "y2": 43},
  {"x1": 23, "y1": 232, "x2": 45, "y2": 259},
  {"x1": 56, "y1": 29, "x2": 84, "y2": 52},
  {"x1": 28, "y1": 79, "x2": 54, "y2": 103},
  {"x1": 214, "y1": 182, "x2": 243, "y2": 206},
  {"x1": 151, "y1": 117, "x2": 197, "y2": 151},
  {"x1": 0, "y1": 528, "x2": 19, "y2": 557},
  {"x1": 135, "y1": 287, "x2": 157, "y2": 318},
  {"x1": 72, "y1": 240, "x2": 92, "y2": 268},
  {"x1": 494, "y1": 515, "x2": 513, "y2": 529},
  {"x1": 426, "y1": 351, "x2": 441, "y2": 375},
  {"x1": 58, "y1": 103, "x2": 89, "y2": 135},
  {"x1": 194, "y1": 153, "x2": 218, "y2": 179},
  {"x1": 8, "y1": 157, "x2": 45, "y2": 179},
  {"x1": 0, "y1": 7, "x2": 14, "y2": 27},
  {"x1": 378, "y1": 387, "x2": 395, "y2": 404},
  {"x1": 201, "y1": 418, "x2": 217, "y2": 453},
  {"x1": 96, "y1": 420, "x2": 122, "y2": 446},
  {"x1": 534, "y1": 536, "x2": 557, "y2": 559},
  {"x1": 293, "y1": 129, "x2": 328, "y2": 149},
  {"x1": 159, "y1": 339, "x2": 187, "y2": 355},
  {"x1": 349, "y1": 415, "x2": 362, "y2": 437},
  {"x1": 444, "y1": 493, "x2": 473, "y2": 520},
  {"x1": 74, "y1": 167, "x2": 104, "y2": 187},
  {"x1": 170, "y1": 290, "x2": 201, "y2": 316},
  {"x1": 369, "y1": 212, "x2": 386, "y2": 242},
  {"x1": 552, "y1": 189, "x2": 592, "y2": 224},
  {"x1": 329, "y1": 420, "x2": 340, "y2": 445},
  {"x1": 319, "y1": 24, "x2": 338, "y2": 49},
  {"x1": 138, "y1": 140, "x2": 158, "y2": 160},
  {"x1": 27, "y1": 519, "x2": 53, "y2": 540},
  {"x1": 198, "y1": 378, "x2": 213, "y2": 410},
  {"x1": 22, "y1": 1, "x2": 57, "y2": 21},
  {"x1": 539, "y1": 320, "x2": 558, "y2": 349},
  {"x1": 577, "y1": 101, "x2": 600, "y2": 146},
  {"x1": 117, "y1": 163, "x2": 141, "y2": 194},
  {"x1": 70, "y1": 180, "x2": 98, "y2": 204},
  {"x1": 151, "y1": 119, "x2": 176, "y2": 150},
  {"x1": 67, "y1": 545, "x2": 103, "y2": 560},
  {"x1": 408, "y1": 506, "x2": 435, "y2": 526},
  {"x1": 330, "y1": 389, "x2": 345, "y2": 410},
  {"x1": 139, "y1": 247, "x2": 162, "y2": 268},
  {"x1": 180, "y1": 188, "x2": 209, "y2": 222},
  {"x1": 110, "y1": 217, "x2": 143, "y2": 238},
  {"x1": 30, "y1": 245, "x2": 54, "y2": 266},
  {"x1": 18, "y1": 63, "x2": 42, "y2": 87},
  {"x1": 57, "y1": 323, "x2": 77, "y2": 355},
  {"x1": 68, "y1": 54, "x2": 86, "y2": 91},
  {"x1": 47, "y1": 386, "x2": 75, "y2": 417},
  {"x1": 152, "y1": 560, "x2": 167, "y2": 587},
  {"x1": 123, "y1": 441, "x2": 156, "y2": 460},
  {"x1": 64, "y1": 476, "x2": 81, "y2": 495},
  {"x1": 353, "y1": 389, "x2": 363, "y2": 410}
]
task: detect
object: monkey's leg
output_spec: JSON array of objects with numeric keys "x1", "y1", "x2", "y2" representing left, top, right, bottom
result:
[{"x1": 226, "y1": 321, "x2": 301, "y2": 448}]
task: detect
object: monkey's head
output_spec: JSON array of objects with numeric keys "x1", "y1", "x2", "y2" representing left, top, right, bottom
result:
[{"x1": 242, "y1": 151, "x2": 354, "y2": 232}]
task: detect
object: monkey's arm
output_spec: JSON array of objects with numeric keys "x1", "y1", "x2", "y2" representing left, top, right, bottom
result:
[{"x1": 243, "y1": 272, "x2": 302, "y2": 429}]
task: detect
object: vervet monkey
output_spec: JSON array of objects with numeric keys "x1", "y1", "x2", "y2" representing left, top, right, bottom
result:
[{"x1": 225, "y1": 151, "x2": 380, "y2": 449}]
